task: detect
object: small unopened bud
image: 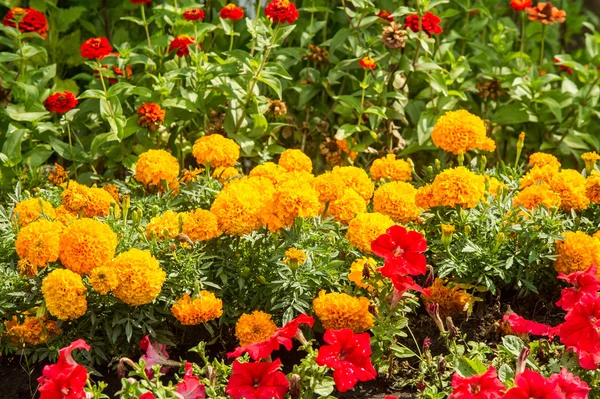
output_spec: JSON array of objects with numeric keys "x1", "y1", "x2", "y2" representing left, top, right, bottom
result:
[
  {"x1": 516, "y1": 347, "x2": 530, "y2": 375},
  {"x1": 422, "y1": 337, "x2": 431, "y2": 350},
  {"x1": 426, "y1": 303, "x2": 445, "y2": 333},
  {"x1": 178, "y1": 213, "x2": 186, "y2": 233},
  {"x1": 441, "y1": 224, "x2": 455, "y2": 248},
  {"x1": 517, "y1": 132, "x2": 526, "y2": 151},
  {"x1": 446, "y1": 317, "x2": 458, "y2": 339},
  {"x1": 118, "y1": 357, "x2": 137, "y2": 377},
  {"x1": 407, "y1": 158, "x2": 415, "y2": 174},
  {"x1": 122, "y1": 195, "x2": 130, "y2": 221},
  {"x1": 424, "y1": 265, "x2": 435, "y2": 288},
  {"x1": 426, "y1": 165, "x2": 434, "y2": 174},
  {"x1": 206, "y1": 365, "x2": 217, "y2": 387},
  {"x1": 434, "y1": 159, "x2": 441, "y2": 171},
  {"x1": 151, "y1": 204, "x2": 160, "y2": 216},
  {"x1": 131, "y1": 209, "x2": 142, "y2": 226},
  {"x1": 437, "y1": 355, "x2": 446, "y2": 376},
  {"x1": 415, "y1": 381, "x2": 426, "y2": 392},
  {"x1": 289, "y1": 374, "x2": 301, "y2": 399},
  {"x1": 464, "y1": 225, "x2": 471, "y2": 237},
  {"x1": 136, "y1": 226, "x2": 146, "y2": 235},
  {"x1": 479, "y1": 156, "x2": 487, "y2": 174},
  {"x1": 494, "y1": 232, "x2": 505, "y2": 251},
  {"x1": 457, "y1": 153, "x2": 465, "y2": 166}
]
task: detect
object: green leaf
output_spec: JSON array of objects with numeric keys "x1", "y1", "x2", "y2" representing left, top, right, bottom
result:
[
  {"x1": 454, "y1": 357, "x2": 488, "y2": 377},
  {"x1": 248, "y1": 114, "x2": 268, "y2": 139},
  {"x1": 23, "y1": 146, "x2": 52, "y2": 168},
  {"x1": 314, "y1": 377, "x2": 336, "y2": 397},
  {"x1": 329, "y1": 28, "x2": 352, "y2": 55},
  {"x1": 492, "y1": 103, "x2": 531, "y2": 125},
  {"x1": 121, "y1": 16, "x2": 145, "y2": 26},
  {"x1": 1, "y1": 124, "x2": 27, "y2": 166},
  {"x1": 0, "y1": 52, "x2": 20, "y2": 63},
  {"x1": 4, "y1": 104, "x2": 48, "y2": 122}
]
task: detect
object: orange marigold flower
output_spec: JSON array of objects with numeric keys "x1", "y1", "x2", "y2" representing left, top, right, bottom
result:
[
  {"x1": 555, "y1": 231, "x2": 600, "y2": 276},
  {"x1": 235, "y1": 311, "x2": 277, "y2": 346},
  {"x1": 421, "y1": 279, "x2": 471, "y2": 318},
  {"x1": 520, "y1": 164, "x2": 558, "y2": 189},
  {"x1": 416, "y1": 167, "x2": 486, "y2": 209},
  {"x1": 12, "y1": 198, "x2": 56, "y2": 227},
  {"x1": 213, "y1": 166, "x2": 240, "y2": 183},
  {"x1": 415, "y1": 184, "x2": 435, "y2": 210},
  {"x1": 59, "y1": 218, "x2": 117, "y2": 275},
  {"x1": 327, "y1": 188, "x2": 367, "y2": 225},
  {"x1": 61, "y1": 181, "x2": 118, "y2": 218},
  {"x1": 372, "y1": 181, "x2": 422, "y2": 223},
  {"x1": 135, "y1": 149, "x2": 180, "y2": 189},
  {"x1": 313, "y1": 171, "x2": 346, "y2": 204},
  {"x1": 54, "y1": 205, "x2": 76, "y2": 226},
  {"x1": 278, "y1": 149, "x2": 312, "y2": 173},
  {"x1": 5, "y1": 314, "x2": 60, "y2": 346},
  {"x1": 103, "y1": 184, "x2": 120, "y2": 203},
  {"x1": 15, "y1": 220, "x2": 63, "y2": 267},
  {"x1": 268, "y1": 180, "x2": 321, "y2": 231},
  {"x1": 586, "y1": 171, "x2": 600, "y2": 204},
  {"x1": 369, "y1": 154, "x2": 412, "y2": 182},
  {"x1": 528, "y1": 152, "x2": 561, "y2": 169},
  {"x1": 80, "y1": 37, "x2": 112, "y2": 59},
  {"x1": 112, "y1": 248, "x2": 166, "y2": 306},
  {"x1": 183, "y1": 8, "x2": 206, "y2": 21},
  {"x1": 193, "y1": 134, "x2": 240, "y2": 168},
  {"x1": 48, "y1": 163, "x2": 69, "y2": 185},
  {"x1": 346, "y1": 212, "x2": 395, "y2": 254},
  {"x1": 182, "y1": 209, "x2": 222, "y2": 242},
  {"x1": 485, "y1": 176, "x2": 506, "y2": 196},
  {"x1": 88, "y1": 266, "x2": 119, "y2": 295},
  {"x1": 180, "y1": 168, "x2": 204, "y2": 184},
  {"x1": 249, "y1": 162, "x2": 285, "y2": 184},
  {"x1": 264, "y1": 0, "x2": 299, "y2": 24},
  {"x1": 169, "y1": 34, "x2": 196, "y2": 57},
  {"x1": 513, "y1": 183, "x2": 561, "y2": 210},
  {"x1": 17, "y1": 259, "x2": 38, "y2": 278},
  {"x1": 549, "y1": 169, "x2": 589, "y2": 211},
  {"x1": 359, "y1": 56, "x2": 376, "y2": 70},
  {"x1": 510, "y1": 0, "x2": 532, "y2": 11},
  {"x1": 331, "y1": 166, "x2": 375, "y2": 203},
  {"x1": 431, "y1": 110, "x2": 495, "y2": 155},
  {"x1": 283, "y1": 248, "x2": 307, "y2": 266},
  {"x1": 527, "y1": 2, "x2": 566, "y2": 24},
  {"x1": 348, "y1": 257, "x2": 378, "y2": 291},
  {"x1": 44, "y1": 92, "x2": 78, "y2": 114},
  {"x1": 220, "y1": 4, "x2": 244, "y2": 20},
  {"x1": 42, "y1": 269, "x2": 87, "y2": 321},
  {"x1": 146, "y1": 210, "x2": 186, "y2": 240},
  {"x1": 137, "y1": 103, "x2": 166, "y2": 131},
  {"x1": 172, "y1": 292, "x2": 223, "y2": 325},
  {"x1": 313, "y1": 290, "x2": 373, "y2": 332},
  {"x1": 2, "y1": 7, "x2": 48, "y2": 38}
]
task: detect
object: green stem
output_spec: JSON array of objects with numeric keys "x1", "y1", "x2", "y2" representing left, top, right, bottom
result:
[
  {"x1": 250, "y1": 0, "x2": 263, "y2": 56},
  {"x1": 358, "y1": 69, "x2": 367, "y2": 126},
  {"x1": 16, "y1": 22, "x2": 24, "y2": 80},
  {"x1": 461, "y1": 0, "x2": 470, "y2": 55},
  {"x1": 97, "y1": 61, "x2": 117, "y2": 121},
  {"x1": 229, "y1": 32, "x2": 234, "y2": 51},
  {"x1": 140, "y1": 5, "x2": 152, "y2": 48},
  {"x1": 519, "y1": 11, "x2": 526, "y2": 69},
  {"x1": 539, "y1": 24, "x2": 546, "y2": 67}
]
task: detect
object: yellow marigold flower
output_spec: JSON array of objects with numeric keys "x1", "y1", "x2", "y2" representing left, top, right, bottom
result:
[
  {"x1": 277, "y1": 170, "x2": 316, "y2": 187},
  {"x1": 103, "y1": 184, "x2": 120, "y2": 203},
  {"x1": 331, "y1": 166, "x2": 375, "y2": 202},
  {"x1": 48, "y1": 163, "x2": 69, "y2": 185},
  {"x1": 549, "y1": 169, "x2": 590, "y2": 211},
  {"x1": 112, "y1": 248, "x2": 166, "y2": 306},
  {"x1": 182, "y1": 209, "x2": 222, "y2": 242},
  {"x1": 283, "y1": 248, "x2": 307, "y2": 265},
  {"x1": 135, "y1": 149, "x2": 180, "y2": 188},
  {"x1": 212, "y1": 166, "x2": 240, "y2": 183},
  {"x1": 61, "y1": 181, "x2": 88, "y2": 214},
  {"x1": 313, "y1": 171, "x2": 346, "y2": 204},
  {"x1": 54, "y1": 205, "x2": 76, "y2": 226},
  {"x1": 61, "y1": 182, "x2": 118, "y2": 218},
  {"x1": 180, "y1": 168, "x2": 204, "y2": 184},
  {"x1": 348, "y1": 257, "x2": 377, "y2": 291},
  {"x1": 146, "y1": 210, "x2": 186, "y2": 240},
  {"x1": 421, "y1": 279, "x2": 471, "y2": 318},
  {"x1": 327, "y1": 189, "x2": 367, "y2": 225},
  {"x1": 594, "y1": 231, "x2": 600, "y2": 241},
  {"x1": 519, "y1": 164, "x2": 559, "y2": 189},
  {"x1": 415, "y1": 184, "x2": 435, "y2": 210},
  {"x1": 513, "y1": 183, "x2": 561, "y2": 210},
  {"x1": 312, "y1": 290, "x2": 373, "y2": 333},
  {"x1": 42, "y1": 269, "x2": 87, "y2": 321},
  {"x1": 586, "y1": 171, "x2": 600, "y2": 203},
  {"x1": 582, "y1": 152, "x2": 600, "y2": 164},
  {"x1": 369, "y1": 154, "x2": 412, "y2": 182},
  {"x1": 171, "y1": 292, "x2": 223, "y2": 325},
  {"x1": 555, "y1": 231, "x2": 600, "y2": 276},
  {"x1": 59, "y1": 218, "x2": 117, "y2": 275},
  {"x1": 5, "y1": 315, "x2": 60, "y2": 346},
  {"x1": 235, "y1": 310, "x2": 277, "y2": 346},
  {"x1": 211, "y1": 177, "x2": 275, "y2": 235},
  {"x1": 421, "y1": 167, "x2": 486, "y2": 209},
  {"x1": 193, "y1": 134, "x2": 240, "y2": 168},
  {"x1": 249, "y1": 162, "x2": 285, "y2": 185},
  {"x1": 17, "y1": 259, "x2": 38, "y2": 278},
  {"x1": 88, "y1": 266, "x2": 120, "y2": 295},
  {"x1": 278, "y1": 149, "x2": 312, "y2": 173},
  {"x1": 528, "y1": 152, "x2": 561, "y2": 169},
  {"x1": 268, "y1": 180, "x2": 321, "y2": 232},
  {"x1": 485, "y1": 176, "x2": 506, "y2": 196},
  {"x1": 85, "y1": 187, "x2": 119, "y2": 217},
  {"x1": 13, "y1": 198, "x2": 56, "y2": 227},
  {"x1": 346, "y1": 212, "x2": 395, "y2": 254},
  {"x1": 431, "y1": 110, "x2": 495, "y2": 155},
  {"x1": 372, "y1": 182, "x2": 422, "y2": 223},
  {"x1": 15, "y1": 220, "x2": 63, "y2": 267}
]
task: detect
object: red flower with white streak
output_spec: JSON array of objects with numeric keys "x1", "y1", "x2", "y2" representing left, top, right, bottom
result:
[
  {"x1": 226, "y1": 359, "x2": 289, "y2": 399},
  {"x1": 448, "y1": 366, "x2": 505, "y2": 399},
  {"x1": 176, "y1": 362, "x2": 206, "y2": 399},
  {"x1": 550, "y1": 368, "x2": 590, "y2": 399},
  {"x1": 37, "y1": 339, "x2": 91, "y2": 399},
  {"x1": 373, "y1": 225, "x2": 427, "y2": 276},
  {"x1": 556, "y1": 265, "x2": 600, "y2": 311},
  {"x1": 228, "y1": 314, "x2": 314, "y2": 360},
  {"x1": 315, "y1": 329, "x2": 377, "y2": 392},
  {"x1": 502, "y1": 369, "x2": 560, "y2": 399}
]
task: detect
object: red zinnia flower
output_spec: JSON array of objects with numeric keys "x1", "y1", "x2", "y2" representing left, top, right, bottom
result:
[
  {"x1": 554, "y1": 57, "x2": 573, "y2": 75},
  {"x1": 169, "y1": 34, "x2": 196, "y2": 57},
  {"x1": 556, "y1": 265, "x2": 600, "y2": 311},
  {"x1": 448, "y1": 366, "x2": 505, "y2": 399},
  {"x1": 264, "y1": 0, "x2": 299, "y2": 24},
  {"x1": 137, "y1": 103, "x2": 166, "y2": 131},
  {"x1": 80, "y1": 37, "x2": 113, "y2": 60},
  {"x1": 359, "y1": 56, "x2": 376, "y2": 70},
  {"x1": 131, "y1": 0, "x2": 152, "y2": 4},
  {"x1": 44, "y1": 91, "x2": 78, "y2": 114},
  {"x1": 225, "y1": 359, "x2": 290, "y2": 399},
  {"x1": 558, "y1": 293, "x2": 600, "y2": 369},
  {"x1": 510, "y1": 0, "x2": 532, "y2": 12},
  {"x1": 502, "y1": 313, "x2": 556, "y2": 338},
  {"x1": 315, "y1": 329, "x2": 377, "y2": 392},
  {"x1": 405, "y1": 12, "x2": 443, "y2": 36},
  {"x1": 140, "y1": 335, "x2": 172, "y2": 377},
  {"x1": 183, "y1": 8, "x2": 206, "y2": 21},
  {"x1": 228, "y1": 314, "x2": 314, "y2": 360},
  {"x1": 38, "y1": 339, "x2": 91, "y2": 399},
  {"x1": 220, "y1": 4, "x2": 244, "y2": 20},
  {"x1": 377, "y1": 10, "x2": 393, "y2": 22},
  {"x1": 372, "y1": 225, "x2": 427, "y2": 276},
  {"x1": 549, "y1": 369, "x2": 590, "y2": 399},
  {"x1": 176, "y1": 362, "x2": 206, "y2": 399},
  {"x1": 502, "y1": 369, "x2": 560, "y2": 399},
  {"x1": 2, "y1": 7, "x2": 48, "y2": 39}
]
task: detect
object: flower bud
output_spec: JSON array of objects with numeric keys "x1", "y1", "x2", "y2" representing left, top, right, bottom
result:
[
  {"x1": 289, "y1": 374, "x2": 301, "y2": 399},
  {"x1": 516, "y1": 347, "x2": 530, "y2": 375},
  {"x1": 206, "y1": 365, "x2": 217, "y2": 387},
  {"x1": 437, "y1": 355, "x2": 446, "y2": 376},
  {"x1": 494, "y1": 232, "x2": 505, "y2": 251},
  {"x1": 441, "y1": 224, "x2": 455, "y2": 248},
  {"x1": 151, "y1": 204, "x2": 160, "y2": 216},
  {"x1": 446, "y1": 316, "x2": 458, "y2": 339},
  {"x1": 424, "y1": 265, "x2": 435, "y2": 288},
  {"x1": 479, "y1": 156, "x2": 487, "y2": 173},
  {"x1": 434, "y1": 159, "x2": 441, "y2": 171},
  {"x1": 131, "y1": 209, "x2": 142, "y2": 226},
  {"x1": 415, "y1": 381, "x2": 426, "y2": 392},
  {"x1": 464, "y1": 225, "x2": 471, "y2": 237},
  {"x1": 517, "y1": 132, "x2": 526, "y2": 151},
  {"x1": 122, "y1": 194, "x2": 130, "y2": 221},
  {"x1": 426, "y1": 303, "x2": 445, "y2": 333}
]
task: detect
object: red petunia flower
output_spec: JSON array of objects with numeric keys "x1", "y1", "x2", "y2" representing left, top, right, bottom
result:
[
  {"x1": 176, "y1": 362, "x2": 206, "y2": 399},
  {"x1": 404, "y1": 12, "x2": 442, "y2": 36},
  {"x1": 372, "y1": 225, "x2": 427, "y2": 276},
  {"x1": 359, "y1": 56, "x2": 376, "y2": 70},
  {"x1": 80, "y1": 37, "x2": 113, "y2": 60},
  {"x1": 556, "y1": 265, "x2": 600, "y2": 311},
  {"x1": 228, "y1": 314, "x2": 314, "y2": 360},
  {"x1": 139, "y1": 393, "x2": 156, "y2": 399},
  {"x1": 2, "y1": 7, "x2": 48, "y2": 39},
  {"x1": 549, "y1": 369, "x2": 590, "y2": 399},
  {"x1": 510, "y1": 0, "x2": 532, "y2": 12},
  {"x1": 183, "y1": 8, "x2": 206, "y2": 21},
  {"x1": 44, "y1": 91, "x2": 78, "y2": 114},
  {"x1": 377, "y1": 10, "x2": 394, "y2": 22},
  {"x1": 169, "y1": 34, "x2": 196, "y2": 57},
  {"x1": 448, "y1": 366, "x2": 505, "y2": 399},
  {"x1": 264, "y1": 0, "x2": 299, "y2": 24},
  {"x1": 390, "y1": 275, "x2": 430, "y2": 303},
  {"x1": 315, "y1": 329, "x2": 377, "y2": 392},
  {"x1": 225, "y1": 359, "x2": 290, "y2": 399},
  {"x1": 502, "y1": 313, "x2": 556, "y2": 338},
  {"x1": 502, "y1": 369, "x2": 560, "y2": 399},
  {"x1": 140, "y1": 335, "x2": 172, "y2": 377},
  {"x1": 554, "y1": 57, "x2": 573, "y2": 76},
  {"x1": 131, "y1": 0, "x2": 152, "y2": 4},
  {"x1": 558, "y1": 293, "x2": 600, "y2": 369},
  {"x1": 38, "y1": 339, "x2": 91, "y2": 399},
  {"x1": 220, "y1": 4, "x2": 244, "y2": 20}
]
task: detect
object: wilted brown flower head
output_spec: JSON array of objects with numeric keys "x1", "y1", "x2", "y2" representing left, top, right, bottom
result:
[
  {"x1": 382, "y1": 22, "x2": 407, "y2": 49},
  {"x1": 267, "y1": 99, "x2": 288, "y2": 117},
  {"x1": 527, "y1": 2, "x2": 566, "y2": 24},
  {"x1": 476, "y1": 78, "x2": 504, "y2": 101},
  {"x1": 303, "y1": 45, "x2": 330, "y2": 65}
]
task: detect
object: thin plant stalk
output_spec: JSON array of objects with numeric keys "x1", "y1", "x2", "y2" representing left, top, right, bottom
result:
[
  {"x1": 539, "y1": 24, "x2": 547, "y2": 67},
  {"x1": 519, "y1": 11, "x2": 526, "y2": 68},
  {"x1": 140, "y1": 5, "x2": 152, "y2": 48}
]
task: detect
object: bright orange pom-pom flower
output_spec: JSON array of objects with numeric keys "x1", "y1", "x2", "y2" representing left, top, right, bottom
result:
[
  {"x1": 80, "y1": 37, "x2": 112, "y2": 59},
  {"x1": 220, "y1": 4, "x2": 244, "y2": 20},
  {"x1": 193, "y1": 134, "x2": 240, "y2": 168},
  {"x1": 264, "y1": 0, "x2": 299, "y2": 24},
  {"x1": 59, "y1": 218, "x2": 117, "y2": 275},
  {"x1": 137, "y1": 103, "x2": 166, "y2": 131}
]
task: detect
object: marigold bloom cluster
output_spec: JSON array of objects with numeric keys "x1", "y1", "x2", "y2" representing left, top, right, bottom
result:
[
  {"x1": 327, "y1": 188, "x2": 367, "y2": 224},
  {"x1": 44, "y1": 91, "x2": 78, "y2": 114},
  {"x1": 373, "y1": 182, "x2": 422, "y2": 223},
  {"x1": 135, "y1": 149, "x2": 180, "y2": 190},
  {"x1": 182, "y1": 209, "x2": 222, "y2": 242},
  {"x1": 346, "y1": 212, "x2": 395, "y2": 253},
  {"x1": 48, "y1": 163, "x2": 69, "y2": 185},
  {"x1": 278, "y1": 149, "x2": 312, "y2": 173},
  {"x1": 369, "y1": 154, "x2": 412, "y2": 182},
  {"x1": 520, "y1": 164, "x2": 558, "y2": 188},
  {"x1": 137, "y1": 103, "x2": 165, "y2": 131},
  {"x1": 550, "y1": 169, "x2": 589, "y2": 211},
  {"x1": 528, "y1": 152, "x2": 561, "y2": 169},
  {"x1": 513, "y1": 183, "x2": 561, "y2": 210},
  {"x1": 111, "y1": 248, "x2": 166, "y2": 306},
  {"x1": 59, "y1": 218, "x2": 117, "y2": 275},
  {"x1": 431, "y1": 110, "x2": 495, "y2": 155},
  {"x1": 146, "y1": 210, "x2": 185, "y2": 239},
  {"x1": 193, "y1": 134, "x2": 240, "y2": 168},
  {"x1": 212, "y1": 166, "x2": 240, "y2": 183},
  {"x1": 313, "y1": 171, "x2": 346, "y2": 204},
  {"x1": 5, "y1": 315, "x2": 60, "y2": 346},
  {"x1": 235, "y1": 311, "x2": 278, "y2": 346},
  {"x1": 415, "y1": 167, "x2": 486, "y2": 209},
  {"x1": 313, "y1": 290, "x2": 373, "y2": 333},
  {"x1": 88, "y1": 266, "x2": 120, "y2": 295},
  {"x1": 2, "y1": 7, "x2": 48, "y2": 38},
  {"x1": 268, "y1": 180, "x2": 321, "y2": 231},
  {"x1": 264, "y1": 0, "x2": 299, "y2": 24},
  {"x1": 172, "y1": 292, "x2": 223, "y2": 325},
  {"x1": 15, "y1": 220, "x2": 63, "y2": 268},
  {"x1": 554, "y1": 232, "x2": 600, "y2": 276},
  {"x1": 42, "y1": 269, "x2": 87, "y2": 320},
  {"x1": 180, "y1": 168, "x2": 204, "y2": 184},
  {"x1": 169, "y1": 35, "x2": 196, "y2": 57},
  {"x1": 13, "y1": 198, "x2": 56, "y2": 227},
  {"x1": 80, "y1": 37, "x2": 112, "y2": 59},
  {"x1": 62, "y1": 181, "x2": 118, "y2": 218},
  {"x1": 249, "y1": 162, "x2": 284, "y2": 184},
  {"x1": 283, "y1": 248, "x2": 307, "y2": 265},
  {"x1": 348, "y1": 257, "x2": 377, "y2": 291},
  {"x1": 586, "y1": 171, "x2": 600, "y2": 203},
  {"x1": 421, "y1": 279, "x2": 471, "y2": 318},
  {"x1": 331, "y1": 166, "x2": 374, "y2": 203}
]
